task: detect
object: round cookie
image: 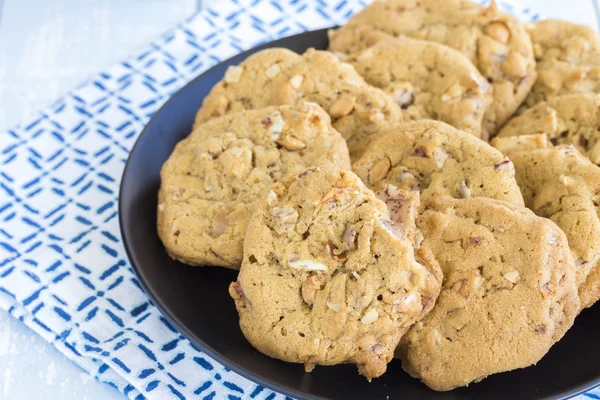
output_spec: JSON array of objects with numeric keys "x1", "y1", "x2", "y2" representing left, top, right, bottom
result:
[
  {"x1": 497, "y1": 93, "x2": 600, "y2": 165},
  {"x1": 158, "y1": 102, "x2": 351, "y2": 268},
  {"x1": 346, "y1": 37, "x2": 492, "y2": 139},
  {"x1": 194, "y1": 47, "x2": 403, "y2": 159},
  {"x1": 230, "y1": 168, "x2": 441, "y2": 379},
  {"x1": 328, "y1": 0, "x2": 537, "y2": 137},
  {"x1": 352, "y1": 120, "x2": 524, "y2": 207},
  {"x1": 524, "y1": 19, "x2": 600, "y2": 107},
  {"x1": 397, "y1": 196, "x2": 579, "y2": 391},
  {"x1": 493, "y1": 135, "x2": 600, "y2": 310}
]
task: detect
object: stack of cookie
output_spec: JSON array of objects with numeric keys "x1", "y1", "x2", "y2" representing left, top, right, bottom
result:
[{"x1": 157, "y1": 0, "x2": 600, "y2": 392}]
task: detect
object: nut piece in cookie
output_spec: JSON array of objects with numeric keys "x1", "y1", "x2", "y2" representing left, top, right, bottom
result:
[
  {"x1": 346, "y1": 37, "x2": 492, "y2": 139},
  {"x1": 352, "y1": 120, "x2": 524, "y2": 207},
  {"x1": 328, "y1": 0, "x2": 536, "y2": 135},
  {"x1": 492, "y1": 139, "x2": 600, "y2": 310},
  {"x1": 194, "y1": 47, "x2": 403, "y2": 159},
  {"x1": 157, "y1": 102, "x2": 350, "y2": 268},
  {"x1": 491, "y1": 133, "x2": 550, "y2": 154},
  {"x1": 397, "y1": 196, "x2": 579, "y2": 391},
  {"x1": 230, "y1": 168, "x2": 441, "y2": 379},
  {"x1": 497, "y1": 93, "x2": 600, "y2": 166}
]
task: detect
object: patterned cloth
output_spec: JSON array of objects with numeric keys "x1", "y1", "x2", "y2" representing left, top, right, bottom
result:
[{"x1": 0, "y1": 0, "x2": 594, "y2": 399}]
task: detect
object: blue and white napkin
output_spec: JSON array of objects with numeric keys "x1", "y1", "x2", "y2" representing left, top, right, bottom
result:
[{"x1": 0, "y1": 0, "x2": 595, "y2": 399}]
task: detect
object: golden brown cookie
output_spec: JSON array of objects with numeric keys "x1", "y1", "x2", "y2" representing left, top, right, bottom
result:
[
  {"x1": 346, "y1": 37, "x2": 492, "y2": 138},
  {"x1": 158, "y1": 102, "x2": 350, "y2": 268},
  {"x1": 398, "y1": 196, "x2": 579, "y2": 391},
  {"x1": 329, "y1": 0, "x2": 537, "y2": 137},
  {"x1": 352, "y1": 120, "x2": 524, "y2": 207},
  {"x1": 493, "y1": 135, "x2": 600, "y2": 309},
  {"x1": 230, "y1": 168, "x2": 441, "y2": 379},
  {"x1": 195, "y1": 47, "x2": 402, "y2": 159},
  {"x1": 497, "y1": 93, "x2": 600, "y2": 165},
  {"x1": 524, "y1": 19, "x2": 600, "y2": 107}
]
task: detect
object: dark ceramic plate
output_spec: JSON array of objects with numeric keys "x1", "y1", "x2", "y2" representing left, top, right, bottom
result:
[{"x1": 119, "y1": 28, "x2": 600, "y2": 400}]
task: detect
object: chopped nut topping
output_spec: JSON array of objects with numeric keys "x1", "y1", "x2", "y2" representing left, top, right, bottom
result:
[
  {"x1": 547, "y1": 235, "x2": 558, "y2": 245},
  {"x1": 441, "y1": 82, "x2": 464, "y2": 102},
  {"x1": 432, "y1": 329, "x2": 442, "y2": 346},
  {"x1": 491, "y1": 134, "x2": 550, "y2": 154},
  {"x1": 413, "y1": 145, "x2": 429, "y2": 158},
  {"x1": 392, "y1": 89, "x2": 414, "y2": 110},
  {"x1": 158, "y1": 203, "x2": 165, "y2": 212},
  {"x1": 329, "y1": 94, "x2": 356, "y2": 118},
  {"x1": 493, "y1": 156, "x2": 513, "y2": 171},
  {"x1": 324, "y1": 241, "x2": 348, "y2": 262},
  {"x1": 224, "y1": 65, "x2": 243, "y2": 83},
  {"x1": 501, "y1": 50, "x2": 529, "y2": 78},
  {"x1": 289, "y1": 74, "x2": 304, "y2": 89},
  {"x1": 540, "y1": 283, "x2": 554, "y2": 298},
  {"x1": 392, "y1": 293, "x2": 418, "y2": 313},
  {"x1": 534, "y1": 325, "x2": 547, "y2": 334},
  {"x1": 433, "y1": 148, "x2": 448, "y2": 169},
  {"x1": 265, "y1": 111, "x2": 285, "y2": 140},
  {"x1": 288, "y1": 257, "x2": 327, "y2": 271},
  {"x1": 267, "y1": 190, "x2": 277, "y2": 205},
  {"x1": 559, "y1": 175, "x2": 576, "y2": 186},
  {"x1": 369, "y1": 157, "x2": 391, "y2": 185},
  {"x1": 265, "y1": 63, "x2": 281, "y2": 79},
  {"x1": 278, "y1": 135, "x2": 306, "y2": 151},
  {"x1": 271, "y1": 206, "x2": 298, "y2": 233},
  {"x1": 375, "y1": 184, "x2": 418, "y2": 239},
  {"x1": 301, "y1": 275, "x2": 320, "y2": 304},
  {"x1": 212, "y1": 207, "x2": 229, "y2": 236},
  {"x1": 458, "y1": 180, "x2": 471, "y2": 199},
  {"x1": 342, "y1": 223, "x2": 357, "y2": 250},
  {"x1": 503, "y1": 270, "x2": 520, "y2": 284},
  {"x1": 369, "y1": 112, "x2": 385, "y2": 123},
  {"x1": 327, "y1": 275, "x2": 346, "y2": 312},
  {"x1": 451, "y1": 278, "x2": 469, "y2": 298},
  {"x1": 361, "y1": 308, "x2": 379, "y2": 324},
  {"x1": 228, "y1": 281, "x2": 245, "y2": 301}
]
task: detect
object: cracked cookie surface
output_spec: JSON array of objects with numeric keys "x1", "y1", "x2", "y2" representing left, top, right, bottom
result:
[
  {"x1": 497, "y1": 93, "x2": 600, "y2": 165},
  {"x1": 352, "y1": 120, "x2": 524, "y2": 207},
  {"x1": 157, "y1": 102, "x2": 350, "y2": 268},
  {"x1": 346, "y1": 37, "x2": 492, "y2": 138},
  {"x1": 397, "y1": 196, "x2": 579, "y2": 391},
  {"x1": 493, "y1": 135, "x2": 600, "y2": 310},
  {"x1": 230, "y1": 168, "x2": 441, "y2": 379},
  {"x1": 524, "y1": 20, "x2": 600, "y2": 107},
  {"x1": 328, "y1": 0, "x2": 536, "y2": 136},
  {"x1": 194, "y1": 47, "x2": 402, "y2": 159}
]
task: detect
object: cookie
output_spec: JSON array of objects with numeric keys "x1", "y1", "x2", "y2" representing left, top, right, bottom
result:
[
  {"x1": 346, "y1": 37, "x2": 492, "y2": 138},
  {"x1": 352, "y1": 120, "x2": 524, "y2": 207},
  {"x1": 397, "y1": 196, "x2": 579, "y2": 391},
  {"x1": 493, "y1": 134, "x2": 600, "y2": 309},
  {"x1": 329, "y1": 0, "x2": 537, "y2": 136},
  {"x1": 497, "y1": 93, "x2": 600, "y2": 165},
  {"x1": 229, "y1": 168, "x2": 441, "y2": 379},
  {"x1": 524, "y1": 19, "x2": 600, "y2": 107},
  {"x1": 194, "y1": 47, "x2": 403, "y2": 159},
  {"x1": 157, "y1": 102, "x2": 351, "y2": 268}
]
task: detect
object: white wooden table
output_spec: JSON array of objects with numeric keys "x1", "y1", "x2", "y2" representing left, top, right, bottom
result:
[{"x1": 0, "y1": 0, "x2": 598, "y2": 399}]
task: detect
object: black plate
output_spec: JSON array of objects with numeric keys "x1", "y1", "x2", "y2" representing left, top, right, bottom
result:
[{"x1": 119, "y1": 28, "x2": 600, "y2": 400}]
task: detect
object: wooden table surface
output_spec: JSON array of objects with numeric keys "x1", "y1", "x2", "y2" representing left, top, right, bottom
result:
[{"x1": 0, "y1": 1, "x2": 598, "y2": 399}]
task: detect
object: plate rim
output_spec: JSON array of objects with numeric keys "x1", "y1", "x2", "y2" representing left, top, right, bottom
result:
[{"x1": 118, "y1": 27, "x2": 600, "y2": 400}]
